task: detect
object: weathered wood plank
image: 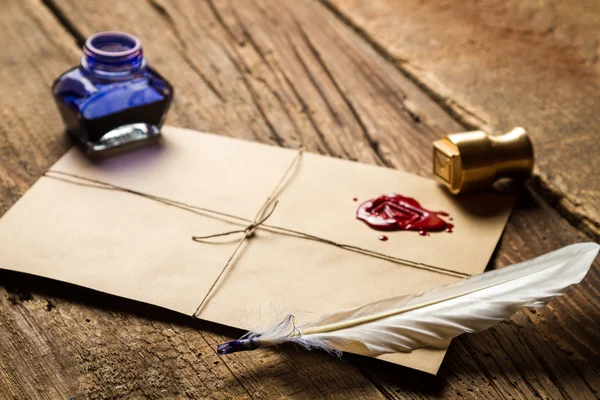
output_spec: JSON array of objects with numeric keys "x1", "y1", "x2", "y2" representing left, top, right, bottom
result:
[
  {"x1": 323, "y1": 0, "x2": 600, "y2": 240},
  {"x1": 0, "y1": 0, "x2": 598, "y2": 398}
]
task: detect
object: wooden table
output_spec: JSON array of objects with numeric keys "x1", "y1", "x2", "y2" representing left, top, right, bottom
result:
[{"x1": 1, "y1": 1, "x2": 598, "y2": 398}]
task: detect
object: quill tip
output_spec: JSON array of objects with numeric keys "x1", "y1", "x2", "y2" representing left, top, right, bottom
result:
[{"x1": 217, "y1": 338, "x2": 260, "y2": 355}]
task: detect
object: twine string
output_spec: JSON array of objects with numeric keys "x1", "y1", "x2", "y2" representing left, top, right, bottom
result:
[
  {"x1": 192, "y1": 201, "x2": 279, "y2": 242},
  {"x1": 192, "y1": 200, "x2": 280, "y2": 318},
  {"x1": 43, "y1": 151, "x2": 470, "y2": 318},
  {"x1": 191, "y1": 150, "x2": 304, "y2": 315}
]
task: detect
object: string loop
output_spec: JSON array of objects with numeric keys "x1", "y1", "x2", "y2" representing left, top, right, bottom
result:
[{"x1": 192, "y1": 201, "x2": 279, "y2": 242}]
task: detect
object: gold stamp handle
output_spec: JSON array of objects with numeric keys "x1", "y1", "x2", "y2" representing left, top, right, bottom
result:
[{"x1": 433, "y1": 127, "x2": 534, "y2": 194}]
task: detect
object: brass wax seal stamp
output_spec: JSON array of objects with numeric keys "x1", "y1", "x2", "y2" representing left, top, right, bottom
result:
[{"x1": 433, "y1": 127, "x2": 534, "y2": 194}]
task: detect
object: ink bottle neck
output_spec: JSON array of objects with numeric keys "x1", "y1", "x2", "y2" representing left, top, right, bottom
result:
[{"x1": 81, "y1": 31, "x2": 146, "y2": 78}]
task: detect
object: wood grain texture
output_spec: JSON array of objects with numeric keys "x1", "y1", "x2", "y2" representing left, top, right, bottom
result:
[
  {"x1": 0, "y1": 0, "x2": 598, "y2": 398},
  {"x1": 323, "y1": 0, "x2": 600, "y2": 241}
]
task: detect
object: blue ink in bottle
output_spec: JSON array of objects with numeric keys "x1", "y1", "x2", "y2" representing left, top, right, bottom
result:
[{"x1": 52, "y1": 31, "x2": 173, "y2": 153}]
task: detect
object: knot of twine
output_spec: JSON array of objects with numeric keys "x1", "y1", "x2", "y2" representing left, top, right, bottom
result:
[
  {"x1": 192, "y1": 200, "x2": 279, "y2": 243},
  {"x1": 191, "y1": 200, "x2": 280, "y2": 316},
  {"x1": 190, "y1": 149, "x2": 304, "y2": 316}
]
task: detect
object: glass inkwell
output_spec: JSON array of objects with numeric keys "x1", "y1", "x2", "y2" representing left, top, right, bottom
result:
[{"x1": 52, "y1": 31, "x2": 173, "y2": 153}]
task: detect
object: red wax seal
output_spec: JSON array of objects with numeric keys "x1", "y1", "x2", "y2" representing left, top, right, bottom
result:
[{"x1": 357, "y1": 193, "x2": 453, "y2": 234}]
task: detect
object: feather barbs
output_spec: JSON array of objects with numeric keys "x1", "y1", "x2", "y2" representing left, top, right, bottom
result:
[{"x1": 217, "y1": 243, "x2": 599, "y2": 359}]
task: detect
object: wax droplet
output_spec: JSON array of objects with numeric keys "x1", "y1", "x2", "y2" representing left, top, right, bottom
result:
[
  {"x1": 449, "y1": 217, "x2": 453, "y2": 221},
  {"x1": 418, "y1": 230, "x2": 427, "y2": 236},
  {"x1": 445, "y1": 223, "x2": 454, "y2": 233},
  {"x1": 378, "y1": 235, "x2": 388, "y2": 241},
  {"x1": 353, "y1": 197, "x2": 358, "y2": 201}
]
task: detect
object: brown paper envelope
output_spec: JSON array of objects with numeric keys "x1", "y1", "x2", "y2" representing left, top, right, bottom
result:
[{"x1": 0, "y1": 126, "x2": 513, "y2": 374}]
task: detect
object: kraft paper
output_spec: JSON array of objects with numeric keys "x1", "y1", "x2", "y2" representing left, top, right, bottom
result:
[{"x1": 0, "y1": 126, "x2": 513, "y2": 374}]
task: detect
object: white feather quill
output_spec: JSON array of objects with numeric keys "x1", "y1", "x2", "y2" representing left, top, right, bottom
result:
[{"x1": 217, "y1": 243, "x2": 599, "y2": 358}]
